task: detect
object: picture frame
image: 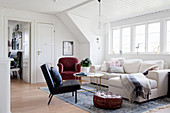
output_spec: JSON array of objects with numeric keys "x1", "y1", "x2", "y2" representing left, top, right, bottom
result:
[{"x1": 63, "y1": 41, "x2": 73, "y2": 56}]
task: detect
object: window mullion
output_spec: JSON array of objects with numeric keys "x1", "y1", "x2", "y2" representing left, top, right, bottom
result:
[
  {"x1": 120, "y1": 28, "x2": 122, "y2": 54},
  {"x1": 145, "y1": 24, "x2": 148, "y2": 53},
  {"x1": 131, "y1": 26, "x2": 135, "y2": 53}
]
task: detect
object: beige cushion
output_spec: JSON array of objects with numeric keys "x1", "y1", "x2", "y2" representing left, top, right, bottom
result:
[
  {"x1": 109, "y1": 77, "x2": 122, "y2": 88},
  {"x1": 123, "y1": 59, "x2": 143, "y2": 74},
  {"x1": 99, "y1": 71, "x2": 125, "y2": 79},
  {"x1": 100, "y1": 61, "x2": 108, "y2": 72},
  {"x1": 110, "y1": 58, "x2": 126, "y2": 66},
  {"x1": 109, "y1": 77, "x2": 157, "y2": 89},
  {"x1": 139, "y1": 60, "x2": 164, "y2": 73}
]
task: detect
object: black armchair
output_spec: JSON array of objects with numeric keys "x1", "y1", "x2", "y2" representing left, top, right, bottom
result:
[{"x1": 40, "y1": 64, "x2": 80, "y2": 105}]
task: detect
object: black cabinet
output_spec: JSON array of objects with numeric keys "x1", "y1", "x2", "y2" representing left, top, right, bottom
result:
[{"x1": 168, "y1": 72, "x2": 170, "y2": 98}]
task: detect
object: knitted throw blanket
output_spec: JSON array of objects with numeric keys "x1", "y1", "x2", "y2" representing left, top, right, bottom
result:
[{"x1": 121, "y1": 73, "x2": 151, "y2": 102}]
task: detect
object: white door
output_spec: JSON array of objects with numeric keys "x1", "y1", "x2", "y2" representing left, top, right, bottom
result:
[
  {"x1": 22, "y1": 23, "x2": 31, "y2": 83},
  {"x1": 37, "y1": 23, "x2": 54, "y2": 83}
]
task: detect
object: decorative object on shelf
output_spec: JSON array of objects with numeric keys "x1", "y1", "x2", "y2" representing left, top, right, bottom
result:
[
  {"x1": 153, "y1": 46, "x2": 160, "y2": 54},
  {"x1": 63, "y1": 41, "x2": 73, "y2": 56},
  {"x1": 11, "y1": 24, "x2": 22, "y2": 51},
  {"x1": 80, "y1": 58, "x2": 92, "y2": 73},
  {"x1": 136, "y1": 43, "x2": 141, "y2": 54},
  {"x1": 91, "y1": 0, "x2": 109, "y2": 37}
]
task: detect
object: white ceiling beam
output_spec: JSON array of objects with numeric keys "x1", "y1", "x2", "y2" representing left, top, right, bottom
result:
[{"x1": 56, "y1": 0, "x2": 95, "y2": 16}]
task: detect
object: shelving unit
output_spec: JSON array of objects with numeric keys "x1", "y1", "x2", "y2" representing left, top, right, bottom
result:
[{"x1": 12, "y1": 24, "x2": 22, "y2": 51}]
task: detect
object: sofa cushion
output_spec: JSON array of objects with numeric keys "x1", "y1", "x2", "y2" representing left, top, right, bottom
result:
[
  {"x1": 99, "y1": 71, "x2": 126, "y2": 79},
  {"x1": 123, "y1": 59, "x2": 143, "y2": 74},
  {"x1": 101, "y1": 61, "x2": 108, "y2": 72},
  {"x1": 109, "y1": 77, "x2": 122, "y2": 88},
  {"x1": 139, "y1": 60, "x2": 164, "y2": 73},
  {"x1": 109, "y1": 77, "x2": 157, "y2": 89},
  {"x1": 101, "y1": 60, "x2": 121, "y2": 72},
  {"x1": 108, "y1": 66, "x2": 124, "y2": 73},
  {"x1": 110, "y1": 58, "x2": 126, "y2": 66}
]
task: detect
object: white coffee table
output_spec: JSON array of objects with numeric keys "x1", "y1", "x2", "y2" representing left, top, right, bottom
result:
[{"x1": 73, "y1": 73, "x2": 104, "y2": 93}]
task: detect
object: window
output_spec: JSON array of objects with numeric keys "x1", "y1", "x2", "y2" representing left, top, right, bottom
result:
[
  {"x1": 122, "y1": 27, "x2": 131, "y2": 53},
  {"x1": 135, "y1": 25, "x2": 145, "y2": 53},
  {"x1": 148, "y1": 22, "x2": 160, "y2": 53},
  {"x1": 167, "y1": 21, "x2": 170, "y2": 52},
  {"x1": 112, "y1": 29, "x2": 120, "y2": 54},
  {"x1": 110, "y1": 21, "x2": 168, "y2": 54}
]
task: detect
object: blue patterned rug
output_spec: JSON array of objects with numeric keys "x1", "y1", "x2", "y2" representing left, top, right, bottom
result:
[{"x1": 40, "y1": 84, "x2": 170, "y2": 113}]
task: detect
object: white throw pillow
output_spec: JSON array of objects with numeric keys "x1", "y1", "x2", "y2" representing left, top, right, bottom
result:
[
  {"x1": 100, "y1": 61, "x2": 108, "y2": 72},
  {"x1": 101, "y1": 60, "x2": 121, "y2": 72},
  {"x1": 123, "y1": 59, "x2": 143, "y2": 74},
  {"x1": 139, "y1": 60, "x2": 164, "y2": 73},
  {"x1": 108, "y1": 66, "x2": 124, "y2": 73},
  {"x1": 110, "y1": 58, "x2": 126, "y2": 66}
]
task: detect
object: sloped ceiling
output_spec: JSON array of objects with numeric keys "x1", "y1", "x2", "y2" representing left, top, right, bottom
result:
[{"x1": 0, "y1": 0, "x2": 170, "y2": 21}]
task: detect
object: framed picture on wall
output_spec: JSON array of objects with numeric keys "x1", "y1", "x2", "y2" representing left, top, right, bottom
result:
[{"x1": 63, "y1": 41, "x2": 74, "y2": 56}]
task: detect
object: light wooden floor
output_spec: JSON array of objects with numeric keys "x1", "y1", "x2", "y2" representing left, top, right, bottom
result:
[
  {"x1": 11, "y1": 79, "x2": 170, "y2": 113},
  {"x1": 11, "y1": 79, "x2": 88, "y2": 113}
]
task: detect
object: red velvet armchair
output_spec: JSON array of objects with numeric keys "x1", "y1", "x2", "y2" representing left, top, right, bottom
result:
[{"x1": 57, "y1": 57, "x2": 81, "y2": 80}]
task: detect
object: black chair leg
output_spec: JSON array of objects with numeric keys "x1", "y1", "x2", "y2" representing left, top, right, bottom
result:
[
  {"x1": 49, "y1": 93, "x2": 52, "y2": 98},
  {"x1": 72, "y1": 92, "x2": 74, "y2": 96},
  {"x1": 48, "y1": 94, "x2": 53, "y2": 105},
  {"x1": 75, "y1": 90, "x2": 77, "y2": 103}
]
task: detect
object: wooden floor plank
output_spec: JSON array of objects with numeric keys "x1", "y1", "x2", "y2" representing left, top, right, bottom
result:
[{"x1": 11, "y1": 79, "x2": 88, "y2": 113}]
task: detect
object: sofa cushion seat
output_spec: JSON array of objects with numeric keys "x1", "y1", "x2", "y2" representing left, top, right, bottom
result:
[
  {"x1": 99, "y1": 71, "x2": 127, "y2": 79},
  {"x1": 109, "y1": 77, "x2": 157, "y2": 89}
]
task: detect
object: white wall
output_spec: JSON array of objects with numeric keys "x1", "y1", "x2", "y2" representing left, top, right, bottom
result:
[
  {"x1": 0, "y1": 7, "x2": 81, "y2": 83},
  {"x1": 106, "y1": 10, "x2": 170, "y2": 68},
  {"x1": 54, "y1": 18, "x2": 81, "y2": 67},
  {"x1": 0, "y1": 7, "x2": 81, "y2": 113},
  {"x1": 62, "y1": 14, "x2": 105, "y2": 65},
  {"x1": 0, "y1": 59, "x2": 10, "y2": 113},
  {"x1": 0, "y1": 8, "x2": 4, "y2": 59}
]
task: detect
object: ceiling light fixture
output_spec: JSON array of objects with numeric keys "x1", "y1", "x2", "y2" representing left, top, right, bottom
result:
[
  {"x1": 91, "y1": 0, "x2": 108, "y2": 37},
  {"x1": 54, "y1": 0, "x2": 58, "y2": 2}
]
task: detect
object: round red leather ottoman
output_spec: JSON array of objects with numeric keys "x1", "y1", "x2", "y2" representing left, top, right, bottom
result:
[{"x1": 93, "y1": 92, "x2": 122, "y2": 109}]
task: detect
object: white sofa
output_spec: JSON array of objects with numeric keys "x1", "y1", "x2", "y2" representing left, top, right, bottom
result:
[{"x1": 91, "y1": 58, "x2": 169, "y2": 102}]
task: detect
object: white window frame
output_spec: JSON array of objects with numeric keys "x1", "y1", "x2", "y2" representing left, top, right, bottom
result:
[{"x1": 109, "y1": 20, "x2": 168, "y2": 55}]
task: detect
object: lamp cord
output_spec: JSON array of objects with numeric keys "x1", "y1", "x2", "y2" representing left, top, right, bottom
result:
[{"x1": 98, "y1": 0, "x2": 101, "y2": 29}]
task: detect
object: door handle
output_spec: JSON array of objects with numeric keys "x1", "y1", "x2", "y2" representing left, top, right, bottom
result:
[{"x1": 38, "y1": 51, "x2": 42, "y2": 55}]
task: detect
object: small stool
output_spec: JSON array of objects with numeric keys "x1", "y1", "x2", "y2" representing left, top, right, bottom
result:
[
  {"x1": 11, "y1": 68, "x2": 20, "y2": 79},
  {"x1": 93, "y1": 92, "x2": 122, "y2": 109}
]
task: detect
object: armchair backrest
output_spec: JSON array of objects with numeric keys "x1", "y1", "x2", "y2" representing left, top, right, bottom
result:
[
  {"x1": 58, "y1": 57, "x2": 78, "y2": 71},
  {"x1": 40, "y1": 64, "x2": 55, "y2": 93}
]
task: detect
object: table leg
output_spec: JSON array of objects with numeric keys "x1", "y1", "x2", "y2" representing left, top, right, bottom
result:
[
  {"x1": 100, "y1": 76, "x2": 101, "y2": 90},
  {"x1": 96, "y1": 77, "x2": 98, "y2": 91}
]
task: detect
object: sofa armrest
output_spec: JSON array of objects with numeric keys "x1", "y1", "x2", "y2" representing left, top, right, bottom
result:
[
  {"x1": 75, "y1": 63, "x2": 81, "y2": 72},
  {"x1": 92, "y1": 65, "x2": 102, "y2": 72},
  {"x1": 146, "y1": 70, "x2": 169, "y2": 95},
  {"x1": 57, "y1": 63, "x2": 63, "y2": 73}
]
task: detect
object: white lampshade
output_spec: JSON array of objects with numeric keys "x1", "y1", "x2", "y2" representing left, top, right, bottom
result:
[{"x1": 91, "y1": 15, "x2": 109, "y2": 37}]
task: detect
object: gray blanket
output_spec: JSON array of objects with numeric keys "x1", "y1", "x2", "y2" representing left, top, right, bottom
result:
[{"x1": 121, "y1": 73, "x2": 151, "y2": 102}]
